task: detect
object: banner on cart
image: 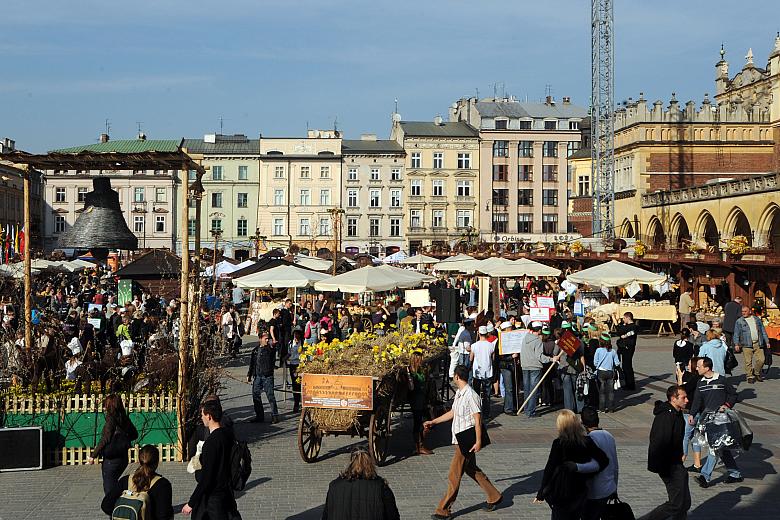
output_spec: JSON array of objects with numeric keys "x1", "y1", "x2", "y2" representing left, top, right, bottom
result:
[{"x1": 301, "y1": 373, "x2": 374, "y2": 410}]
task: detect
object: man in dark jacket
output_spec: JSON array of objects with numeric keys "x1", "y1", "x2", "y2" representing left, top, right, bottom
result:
[
  {"x1": 639, "y1": 385, "x2": 691, "y2": 520},
  {"x1": 722, "y1": 296, "x2": 742, "y2": 347},
  {"x1": 247, "y1": 332, "x2": 279, "y2": 423},
  {"x1": 411, "y1": 307, "x2": 434, "y2": 335},
  {"x1": 615, "y1": 312, "x2": 639, "y2": 390}
]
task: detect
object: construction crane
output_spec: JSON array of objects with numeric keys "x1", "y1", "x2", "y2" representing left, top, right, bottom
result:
[{"x1": 591, "y1": 0, "x2": 615, "y2": 239}]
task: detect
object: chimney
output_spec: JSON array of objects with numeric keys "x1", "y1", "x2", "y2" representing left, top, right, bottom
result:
[
  {"x1": 137, "y1": 132, "x2": 147, "y2": 141},
  {"x1": 360, "y1": 133, "x2": 377, "y2": 141},
  {"x1": 562, "y1": 96, "x2": 571, "y2": 105},
  {"x1": 545, "y1": 95, "x2": 555, "y2": 106},
  {"x1": 0, "y1": 137, "x2": 15, "y2": 153},
  {"x1": 99, "y1": 133, "x2": 110, "y2": 143},
  {"x1": 433, "y1": 115, "x2": 443, "y2": 126},
  {"x1": 204, "y1": 134, "x2": 216, "y2": 143}
]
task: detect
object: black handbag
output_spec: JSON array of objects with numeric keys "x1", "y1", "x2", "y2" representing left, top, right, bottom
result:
[
  {"x1": 725, "y1": 348, "x2": 739, "y2": 374},
  {"x1": 602, "y1": 495, "x2": 635, "y2": 520}
]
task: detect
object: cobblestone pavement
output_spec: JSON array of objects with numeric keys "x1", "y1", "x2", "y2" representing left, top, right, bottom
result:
[{"x1": 2, "y1": 335, "x2": 779, "y2": 519}]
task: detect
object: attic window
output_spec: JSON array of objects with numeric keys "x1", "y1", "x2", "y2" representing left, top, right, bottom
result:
[
  {"x1": 317, "y1": 151, "x2": 335, "y2": 156},
  {"x1": 267, "y1": 150, "x2": 283, "y2": 156},
  {"x1": 495, "y1": 119, "x2": 508, "y2": 130}
]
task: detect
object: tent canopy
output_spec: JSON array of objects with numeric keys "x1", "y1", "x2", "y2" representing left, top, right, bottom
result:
[
  {"x1": 399, "y1": 254, "x2": 440, "y2": 265},
  {"x1": 314, "y1": 264, "x2": 435, "y2": 293},
  {"x1": 204, "y1": 260, "x2": 241, "y2": 278},
  {"x1": 435, "y1": 253, "x2": 477, "y2": 272},
  {"x1": 382, "y1": 250, "x2": 408, "y2": 264},
  {"x1": 566, "y1": 260, "x2": 666, "y2": 288},
  {"x1": 294, "y1": 255, "x2": 333, "y2": 272},
  {"x1": 476, "y1": 257, "x2": 561, "y2": 278},
  {"x1": 234, "y1": 265, "x2": 331, "y2": 289}
]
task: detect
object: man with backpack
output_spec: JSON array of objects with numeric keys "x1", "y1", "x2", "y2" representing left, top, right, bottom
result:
[{"x1": 247, "y1": 332, "x2": 279, "y2": 424}]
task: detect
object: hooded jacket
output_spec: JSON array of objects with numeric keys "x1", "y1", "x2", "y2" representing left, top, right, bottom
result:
[
  {"x1": 647, "y1": 400, "x2": 685, "y2": 476},
  {"x1": 519, "y1": 332, "x2": 550, "y2": 370},
  {"x1": 698, "y1": 339, "x2": 727, "y2": 375}
]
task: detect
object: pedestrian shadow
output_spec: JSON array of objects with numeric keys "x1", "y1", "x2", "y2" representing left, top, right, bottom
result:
[
  {"x1": 237, "y1": 476, "x2": 271, "y2": 495},
  {"x1": 285, "y1": 504, "x2": 324, "y2": 519},
  {"x1": 612, "y1": 391, "x2": 652, "y2": 412},
  {"x1": 736, "y1": 387, "x2": 757, "y2": 403},
  {"x1": 451, "y1": 469, "x2": 544, "y2": 517}
]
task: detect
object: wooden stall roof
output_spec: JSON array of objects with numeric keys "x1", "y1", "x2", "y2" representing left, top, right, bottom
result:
[{"x1": 114, "y1": 249, "x2": 182, "y2": 278}]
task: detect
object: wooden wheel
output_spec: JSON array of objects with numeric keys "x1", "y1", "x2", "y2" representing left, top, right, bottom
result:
[
  {"x1": 369, "y1": 405, "x2": 392, "y2": 465},
  {"x1": 297, "y1": 408, "x2": 322, "y2": 463},
  {"x1": 361, "y1": 317, "x2": 373, "y2": 333}
]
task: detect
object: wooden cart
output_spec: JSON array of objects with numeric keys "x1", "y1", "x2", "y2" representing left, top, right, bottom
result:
[{"x1": 297, "y1": 373, "x2": 398, "y2": 465}]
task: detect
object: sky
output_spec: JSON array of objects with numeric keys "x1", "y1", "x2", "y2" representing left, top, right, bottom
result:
[{"x1": 1, "y1": 0, "x2": 778, "y2": 152}]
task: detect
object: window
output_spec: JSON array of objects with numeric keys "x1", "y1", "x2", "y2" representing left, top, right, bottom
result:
[
  {"x1": 518, "y1": 213, "x2": 533, "y2": 233},
  {"x1": 578, "y1": 176, "x2": 591, "y2": 196},
  {"x1": 410, "y1": 179, "x2": 422, "y2": 196},
  {"x1": 492, "y1": 213, "x2": 508, "y2": 233},
  {"x1": 495, "y1": 119, "x2": 508, "y2": 130},
  {"x1": 457, "y1": 180, "x2": 472, "y2": 197},
  {"x1": 274, "y1": 166, "x2": 285, "y2": 179},
  {"x1": 273, "y1": 218, "x2": 284, "y2": 236},
  {"x1": 155, "y1": 215, "x2": 165, "y2": 233},
  {"x1": 346, "y1": 217, "x2": 358, "y2": 237},
  {"x1": 519, "y1": 141, "x2": 533, "y2": 157},
  {"x1": 390, "y1": 189, "x2": 401, "y2": 207},
  {"x1": 569, "y1": 120, "x2": 580, "y2": 130},
  {"x1": 493, "y1": 164, "x2": 508, "y2": 181},
  {"x1": 369, "y1": 218, "x2": 380, "y2": 237},
  {"x1": 274, "y1": 189, "x2": 284, "y2": 205},
  {"x1": 320, "y1": 166, "x2": 330, "y2": 179},
  {"x1": 410, "y1": 152, "x2": 421, "y2": 168},
  {"x1": 370, "y1": 168, "x2": 380, "y2": 181},
  {"x1": 410, "y1": 209, "x2": 422, "y2": 228},
  {"x1": 319, "y1": 218, "x2": 331, "y2": 236},
  {"x1": 542, "y1": 165, "x2": 558, "y2": 182},
  {"x1": 432, "y1": 210, "x2": 444, "y2": 228},
  {"x1": 299, "y1": 166, "x2": 310, "y2": 179},
  {"x1": 212, "y1": 165, "x2": 223, "y2": 180},
  {"x1": 492, "y1": 189, "x2": 509, "y2": 206},
  {"x1": 457, "y1": 153, "x2": 471, "y2": 169},
  {"x1": 76, "y1": 187, "x2": 88, "y2": 203},
  {"x1": 391, "y1": 168, "x2": 401, "y2": 181},
  {"x1": 155, "y1": 187, "x2": 167, "y2": 203},
  {"x1": 517, "y1": 189, "x2": 533, "y2": 206},
  {"x1": 238, "y1": 165, "x2": 248, "y2": 180},
  {"x1": 519, "y1": 120, "x2": 532, "y2": 130},
  {"x1": 299, "y1": 189, "x2": 311, "y2": 206},
  {"x1": 347, "y1": 167, "x2": 358, "y2": 181},
  {"x1": 188, "y1": 218, "x2": 196, "y2": 236},
  {"x1": 432, "y1": 179, "x2": 444, "y2": 196},
  {"x1": 543, "y1": 141, "x2": 558, "y2": 157},
  {"x1": 319, "y1": 189, "x2": 330, "y2": 206},
  {"x1": 493, "y1": 140, "x2": 509, "y2": 157},
  {"x1": 188, "y1": 170, "x2": 197, "y2": 181},
  {"x1": 433, "y1": 152, "x2": 443, "y2": 169},
  {"x1": 237, "y1": 219, "x2": 247, "y2": 236},
  {"x1": 518, "y1": 164, "x2": 533, "y2": 181},
  {"x1": 54, "y1": 215, "x2": 66, "y2": 233},
  {"x1": 134, "y1": 187, "x2": 145, "y2": 202},
  {"x1": 542, "y1": 214, "x2": 558, "y2": 233},
  {"x1": 390, "y1": 218, "x2": 401, "y2": 237},
  {"x1": 347, "y1": 189, "x2": 358, "y2": 208},
  {"x1": 544, "y1": 120, "x2": 558, "y2": 130},
  {"x1": 299, "y1": 218, "x2": 310, "y2": 236},
  {"x1": 567, "y1": 141, "x2": 581, "y2": 157},
  {"x1": 543, "y1": 189, "x2": 558, "y2": 206},
  {"x1": 211, "y1": 219, "x2": 222, "y2": 232},
  {"x1": 211, "y1": 192, "x2": 223, "y2": 208},
  {"x1": 235, "y1": 192, "x2": 248, "y2": 208},
  {"x1": 456, "y1": 210, "x2": 472, "y2": 228},
  {"x1": 133, "y1": 216, "x2": 145, "y2": 233},
  {"x1": 369, "y1": 189, "x2": 381, "y2": 208}
]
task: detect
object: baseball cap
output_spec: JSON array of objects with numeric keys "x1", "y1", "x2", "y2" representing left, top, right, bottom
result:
[
  {"x1": 499, "y1": 321, "x2": 513, "y2": 330},
  {"x1": 600, "y1": 332, "x2": 612, "y2": 341},
  {"x1": 486, "y1": 324, "x2": 495, "y2": 333},
  {"x1": 561, "y1": 321, "x2": 572, "y2": 329},
  {"x1": 542, "y1": 327, "x2": 551, "y2": 334},
  {"x1": 530, "y1": 321, "x2": 543, "y2": 329},
  {"x1": 478, "y1": 325, "x2": 488, "y2": 335}
]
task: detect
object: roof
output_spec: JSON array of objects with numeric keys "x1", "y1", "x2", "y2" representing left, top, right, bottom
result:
[
  {"x1": 342, "y1": 140, "x2": 405, "y2": 155},
  {"x1": 182, "y1": 136, "x2": 260, "y2": 154},
  {"x1": 398, "y1": 121, "x2": 479, "y2": 138},
  {"x1": 114, "y1": 249, "x2": 182, "y2": 278},
  {"x1": 52, "y1": 139, "x2": 181, "y2": 154},
  {"x1": 475, "y1": 101, "x2": 587, "y2": 119},
  {"x1": 569, "y1": 147, "x2": 591, "y2": 160}
]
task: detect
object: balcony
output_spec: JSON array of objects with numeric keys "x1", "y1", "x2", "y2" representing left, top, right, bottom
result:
[{"x1": 642, "y1": 173, "x2": 779, "y2": 207}]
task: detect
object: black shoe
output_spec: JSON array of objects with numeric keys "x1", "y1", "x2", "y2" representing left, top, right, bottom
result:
[
  {"x1": 292, "y1": 405, "x2": 301, "y2": 414},
  {"x1": 249, "y1": 417, "x2": 264, "y2": 423},
  {"x1": 687, "y1": 465, "x2": 702, "y2": 473},
  {"x1": 695, "y1": 475, "x2": 709, "y2": 488},
  {"x1": 271, "y1": 415, "x2": 280, "y2": 424},
  {"x1": 431, "y1": 514, "x2": 452, "y2": 520},
  {"x1": 725, "y1": 475, "x2": 744, "y2": 483},
  {"x1": 484, "y1": 495, "x2": 503, "y2": 512}
]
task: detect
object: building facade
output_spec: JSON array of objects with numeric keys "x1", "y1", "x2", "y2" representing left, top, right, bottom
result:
[
  {"x1": 1, "y1": 137, "x2": 44, "y2": 251},
  {"x1": 182, "y1": 134, "x2": 261, "y2": 261},
  {"x1": 391, "y1": 118, "x2": 480, "y2": 255},
  {"x1": 42, "y1": 136, "x2": 180, "y2": 252},
  {"x1": 451, "y1": 96, "x2": 587, "y2": 244},
  {"x1": 341, "y1": 136, "x2": 406, "y2": 256}
]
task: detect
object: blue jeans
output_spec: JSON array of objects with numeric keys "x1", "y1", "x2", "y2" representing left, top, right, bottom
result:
[
  {"x1": 522, "y1": 369, "x2": 541, "y2": 417},
  {"x1": 472, "y1": 378, "x2": 492, "y2": 420},
  {"x1": 701, "y1": 448, "x2": 741, "y2": 482},
  {"x1": 561, "y1": 373, "x2": 584, "y2": 413},
  {"x1": 252, "y1": 374, "x2": 278, "y2": 419},
  {"x1": 101, "y1": 457, "x2": 128, "y2": 495},
  {"x1": 682, "y1": 413, "x2": 696, "y2": 457},
  {"x1": 500, "y1": 367, "x2": 516, "y2": 413}
]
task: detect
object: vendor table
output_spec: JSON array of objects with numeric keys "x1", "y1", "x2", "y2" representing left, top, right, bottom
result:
[
  {"x1": 765, "y1": 325, "x2": 780, "y2": 356},
  {"x1": 591, "y1": 303, "x2": 677, "y2": 336}
]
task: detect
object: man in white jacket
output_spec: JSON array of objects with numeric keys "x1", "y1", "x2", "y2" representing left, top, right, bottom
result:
[{"x1": 449, "y1": 317, "x2": 472, "y2": 378}]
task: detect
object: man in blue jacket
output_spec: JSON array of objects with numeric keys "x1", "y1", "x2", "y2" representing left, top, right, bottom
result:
[{"x1": 733, "y1": 305, "x2": 769, "y2": 384}]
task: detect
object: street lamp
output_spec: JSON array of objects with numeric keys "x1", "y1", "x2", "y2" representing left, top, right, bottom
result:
[{"x1": 210, "y1": 227, "x2": 223, "y2": 295}]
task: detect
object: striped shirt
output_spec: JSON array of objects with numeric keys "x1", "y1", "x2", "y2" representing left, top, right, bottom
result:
[{"x1": 451, "y1": 384, "x2": 482, "y2": 444}]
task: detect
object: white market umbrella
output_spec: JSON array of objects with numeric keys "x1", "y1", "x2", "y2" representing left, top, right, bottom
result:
[
  {"x1": 30, "y1": 259, "x2": 58, "y2": 270},
  {"x1": 399, "y1": 254, "x2": 440, "y2": 266},
  {"x1": 0, "y1": 264, "x2": 40, "y2": 278},
  {"x1": 59, "y1": 260, "x2": 86, "y2": 272},
  {"x1": 566, "y1": 260, "x2": 666, "y2": 288},
  {"x1": 383, "y1": 250, "x2": 408, "y2": 264},
  {"x1": 294, "y1": 255, "x2": 333, "y2": 272},
  {"x1": 435, "y1": 253, "x2": 477, "y2": 272},
  {"x1": 477, "y1": 257, "x2": 562, "y2": 278},
  {"x1": 234, "y1": 265, "x2": 331, "y2": 289},
  {"x1": 70, "y1": 259, "x2": 98, "y2": 268},
  {"x1": 314, "y1": 264, "x2": 435, "y2": 293},
  {"x1": 204, "y1": 260, "x2": 241, "y2": 278}
]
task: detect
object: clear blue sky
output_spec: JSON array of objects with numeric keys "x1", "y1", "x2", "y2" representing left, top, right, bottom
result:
[{"x1": 2, "y1": 0, "x2": 778, "y2": 152}]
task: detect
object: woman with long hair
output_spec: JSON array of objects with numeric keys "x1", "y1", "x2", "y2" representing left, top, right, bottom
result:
[
  {"x1": 534, "y1": 410, "x2": 609, "y2": 519},
  {"x1": 88, "y1": 393, "x2": 139, "y2": 494},
  {"x1": 322, "y1": 448, "x2": 400, "y2": 520},
  {"x1": 101, "y1": 445, "x2": 174, "y2": 519},
  {"x1": 406, "y1": 351, "x2": 433, "y2": 455}
]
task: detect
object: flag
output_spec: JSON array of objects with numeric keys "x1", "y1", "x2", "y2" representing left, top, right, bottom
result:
[
  {"x1": 18, "y1": 226, "x2": 25, "y2": 257},
  {"x1": 3, "y1": 225, "x2": 9, "y2": 264},
  {"x1": 0, "y1": 227, "x2": 5, "y2": 264},
  {"x1": 14, "y1": 224, "x2": 20, "y2": 255},
  {"x1": 8, "y1": 224, "x2": 15, "y2": 259}
]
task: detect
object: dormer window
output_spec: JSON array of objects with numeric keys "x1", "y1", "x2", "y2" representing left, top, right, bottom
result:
[{"x1": 495, "y1": 119, "x2": 508, "y2": 130}]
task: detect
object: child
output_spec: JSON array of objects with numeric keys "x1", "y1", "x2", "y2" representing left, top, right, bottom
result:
[{"x1": 673, "y1": 328, "x2": 695, "y2": 372}]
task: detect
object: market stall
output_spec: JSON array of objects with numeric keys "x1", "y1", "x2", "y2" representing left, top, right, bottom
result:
[{"x1": 313, "y1": 264, "x2": 435, "y2": 293}]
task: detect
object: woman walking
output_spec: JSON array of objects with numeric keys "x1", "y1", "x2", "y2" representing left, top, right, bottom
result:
[
  {"x1": 101, "y1": 445, "x2": 174, "y2": 519},
  {"x1": 406, "y1": 351, "x2": 433, "y2": 455},
  {"x1": 89, "y1": 394, "x2": 139, "y2": 494},
  {"x1": 594, "y1": 333, "x2": 620, "y2": 413}
]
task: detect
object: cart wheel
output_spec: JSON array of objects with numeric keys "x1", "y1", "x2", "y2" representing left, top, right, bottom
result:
[
  {"x1": 361, "y1": 317, "x2": 373, "y2": 333},
  {"x1": 297, "y1": 408, "x2": 322, "y2": 463},
  {"x1": 369, "y1": 405, "x2": 392, "y2": 465}
]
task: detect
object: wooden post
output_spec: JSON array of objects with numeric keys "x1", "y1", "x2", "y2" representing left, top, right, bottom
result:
[
  {"x1": 192, "y1": 191, "x2": 202, "y2": 361},
  {"x1": 177, "y1": 162, "x2": 191, "y2": 462},
  {"x1": 23, "y1": 166, "x2": 32, "y2": 352},
  {"x1": 211, "y1": 230, "x2": 220, "y2": 295}
]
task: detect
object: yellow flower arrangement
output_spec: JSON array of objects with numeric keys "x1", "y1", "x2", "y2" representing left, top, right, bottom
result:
[
  {"x1": 634, "y1": 240, "x2": 647, "y2": 257},
  {"x1": 570, "y1": 241, "x2": 584, "y2": 255},
  {"x1": 724, "y1": 235, "x2": 749, "y2": 256}
]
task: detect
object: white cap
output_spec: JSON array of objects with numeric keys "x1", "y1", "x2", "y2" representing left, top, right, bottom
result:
[
  {"x1": 478, "y1": 325, "x2": 488, "y2": 335},
  {"x1": 531, "y1": 321, "x2": 543, "y2": 329},
  {"x1": 486, "y1": 323, "x2": 495, "y2": 333},
  {"x1": 500, "y1": 321, "x2": 513, "y2": 330}
]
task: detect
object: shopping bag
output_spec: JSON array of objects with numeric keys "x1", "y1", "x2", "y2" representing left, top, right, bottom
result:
[{"x1": 602, "y1": 495, "x2": 635, "y2": 520}]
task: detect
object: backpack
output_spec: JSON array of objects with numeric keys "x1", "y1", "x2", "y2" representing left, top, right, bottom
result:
[
  {"x1": 111, "y1": 476, "x2": 161, "y2": 520},
  {"x1": 230, "y1": 439, "x2": 252, "y2": 491}
]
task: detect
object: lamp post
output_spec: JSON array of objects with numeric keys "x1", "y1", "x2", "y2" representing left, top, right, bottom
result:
[
  {"x1": 23, "y1": 166, "x2": 32, "y2": 353},
  {"x1": 211, "y1": 228, "x2": 222, "y2": 295}
]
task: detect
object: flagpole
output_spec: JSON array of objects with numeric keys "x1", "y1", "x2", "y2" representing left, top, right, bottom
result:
[{"x1": 24, "y1": 166, "x2": 32, "y2": 353}]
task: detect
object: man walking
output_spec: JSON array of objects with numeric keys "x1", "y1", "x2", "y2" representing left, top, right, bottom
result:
[
  {"x1": 691, "y1": 356, "x2": 741, "y2": 488},
  {"x1": 425, "y1": 365, "x2": 502, "y2": 519},
  {"x1": 638, "y1": 385, "x2": 691, "y2": 520},
  {"x1": 247, "y1": 332, "x2": 279, "y2": 424},
  {"x1": 678, "y1": 288, "x2": 695, "y2": 331},
  {"x1": 733, "y1": 305, "x2": 769, "y2": 384},
  {"x1": 518, "y1": 321, "x2": 561, "y2": 418},
  {"x1": 470, "y1": 326, "x2": 495, "y2": 420},
  {"x1": 722, "y1": 296, "x2": 742, "y2": 347},
  {"x1": 580, "y1": 407, "x2": 619, "y2": 520},
  {"x1": 616, "y1": 311, "x2": 638, "y2": 391}
]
